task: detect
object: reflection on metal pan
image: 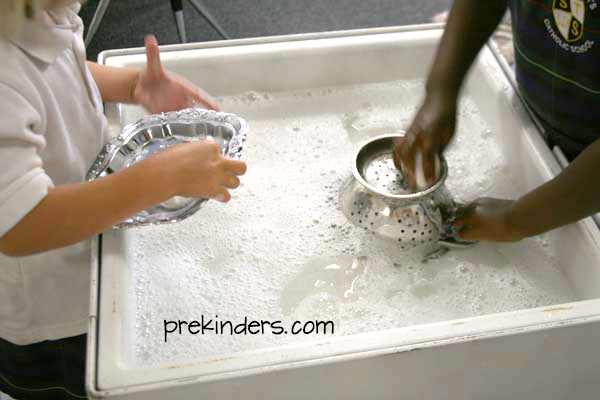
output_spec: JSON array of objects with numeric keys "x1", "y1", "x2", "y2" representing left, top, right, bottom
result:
[
  {"x1": 86, "y1": 108, "x2": 248, "y2": 228},
  {"x1": 340, "y1": 134, "x2": 474, "y2": 252}
]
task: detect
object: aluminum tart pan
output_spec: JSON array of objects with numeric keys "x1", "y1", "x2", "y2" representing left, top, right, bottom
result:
[{"x1": 86, "y1": 108, "x2": 248, "y2": 228}]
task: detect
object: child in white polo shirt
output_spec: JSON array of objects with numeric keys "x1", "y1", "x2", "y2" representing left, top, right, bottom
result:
[{"x1": 0, "y1": 1, "x2": 246, "y2": 399}]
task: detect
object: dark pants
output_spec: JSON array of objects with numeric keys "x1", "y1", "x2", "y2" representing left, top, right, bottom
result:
[
  {"x1": 531, "y1": 108, "x2": 588, "y2": 162},
  {"x1": 544, "y1": 128, "x2": 586, "y2": 162},
  {"x1": 0, "y1": 334, "x2": 87, "y2": 400}
]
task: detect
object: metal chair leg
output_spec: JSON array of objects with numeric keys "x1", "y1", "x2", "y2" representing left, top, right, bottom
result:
[
  {"x1": 171, "y1": 0, "x2": 187, "y2": 43},
  {"x1": 85, "y1": 0, "x2": 111, "y2": 47},
  {"x1": 84, "y1": 0, "x2": 228, "y2": 47},
  {"x1": 187, "y1": 0, "x2": 229, "y2": 39}
]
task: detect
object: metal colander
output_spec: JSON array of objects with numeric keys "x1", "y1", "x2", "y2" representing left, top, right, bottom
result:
[{"x1": 340, "y1": 134, "x2": 474, "y2": 251}]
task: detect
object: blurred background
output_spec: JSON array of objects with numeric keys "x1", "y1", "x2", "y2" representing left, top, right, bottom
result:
[{"x1": 80, "y1": 0, "x2": 453, "y2": 60}]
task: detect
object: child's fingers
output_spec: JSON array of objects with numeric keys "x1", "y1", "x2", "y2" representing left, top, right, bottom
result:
[
  {"x1": 223, "y1": 174, "x2": 241, "y2": 189},
  {"x1": 423, "y1": 149, "x2": 440, "y2": 187},
  {"x1": 414, "y1": 149, "x2": 428, "y2": 191},
  {"x1": 453, "y1": 206, "x2": 480, "y2": 241},
  {"x1": 399, "y1": 131, "x2": 417, "y2": 189},
  {"x1": 453, "y1": 216, "x2": 466, "y2": 234},
  {"x1": 453, "y1": 218, "x2": 471, "y2": 240},
  {"x1": 186, "y1": 87, "x2": 220, "y2": 111},
  {"x1": 223, "y1": 159, "x2": 247, "y2": 175},
  {"x1": 144, "y1": 34, "x2": 162, "y2": 79},
  {"x1": 392, "y1": 137, "x2": 405, "y2": 170},
  {"x1": 212, "y1": 187, "x2": 231, "y2": 203},
  {"x1": 456, "y1": 224, "x2": 480, "y2": 241}
]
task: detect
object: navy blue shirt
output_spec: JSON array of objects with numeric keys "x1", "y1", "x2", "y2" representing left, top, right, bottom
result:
[{"x1": 510, "y1": 0, "x2": 599, "y2": 157}]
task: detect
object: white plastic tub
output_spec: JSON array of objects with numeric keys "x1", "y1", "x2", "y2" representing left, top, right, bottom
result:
[{"x1": 87, "y1": 26, "x2": 600, "y2": 400}]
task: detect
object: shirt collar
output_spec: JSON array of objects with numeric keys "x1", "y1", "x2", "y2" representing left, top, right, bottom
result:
[{"x1": 8, "y1": 7, "x2": 81, "y2": 64}]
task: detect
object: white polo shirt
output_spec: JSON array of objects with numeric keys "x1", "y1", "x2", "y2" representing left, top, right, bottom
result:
[{"x1": 0, "y1": 4, "x2": 109, "y2": 345}]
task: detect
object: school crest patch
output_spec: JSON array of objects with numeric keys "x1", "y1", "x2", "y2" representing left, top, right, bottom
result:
[{"x1": 553, "y1": 0, "x2": 585, "y2": 42}]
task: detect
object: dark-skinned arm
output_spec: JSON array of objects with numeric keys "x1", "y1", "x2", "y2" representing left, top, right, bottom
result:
[
  {"x1": 511, "y1": 139, "x2": 600, "y2": 237},
  {"x1": 456, "y1": 139, "x2": 600, "y2": 241},
  {"x1": 395, "y1": 0, "x2": 509, "y2": 188},
  {"x1": 426, "y1": 0, "x2": 509, "y2": 98}
]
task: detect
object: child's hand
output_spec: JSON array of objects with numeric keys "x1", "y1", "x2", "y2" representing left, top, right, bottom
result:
[
  {"x1": 453, "y1": 198, "x2": 524, "y2": 242},
  {"x1": 155, "y1": 141, "x2": 247, "y2": 202},
  {"x1": 133, "y1": 35, "x2": 219, "y2": 113},
  {"x1": 393, "y1": 94, "x2": 457, "y2": 190}
]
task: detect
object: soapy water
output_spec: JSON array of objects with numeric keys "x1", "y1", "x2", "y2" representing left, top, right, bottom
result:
[
  {"x1": 280, "y1": 255, "x2": 367, "y2": 317},
  {"x1": 120, "y1": 79, "x2": 575, "y2": 366}
]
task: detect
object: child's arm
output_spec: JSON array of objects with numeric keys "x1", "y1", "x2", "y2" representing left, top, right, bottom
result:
[
  {"x1": 393, "y1": 0, "x2": 508, "y2": 188},
  {"x1": 85, "y1": 62, "x2": 140, "y2": 104},
  {"x1": 454, "y1": 139, "x2": 600, "y2": 241},
  {"x1": 0, "y1": 142, "x2": 246, "y2": 257},
  {"x1": 87, "y1": 35, "x2": 219, "y2": 113},
  {"x1": 425, "y1": 0, "x2": 508, "y2": 101}
]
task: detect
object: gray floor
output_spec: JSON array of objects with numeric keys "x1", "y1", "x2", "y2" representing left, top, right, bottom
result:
[{"x1": 80, "y1": 0, "x2": 452, "y2": 61}]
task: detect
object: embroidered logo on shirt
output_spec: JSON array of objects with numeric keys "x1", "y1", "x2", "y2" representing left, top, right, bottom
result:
[
  {"x1": 543, "y1": 1, "x2": 595, "y2": 53},
  {"x1": 553, "y1": 0, "x2": 585, "y2": 41}
]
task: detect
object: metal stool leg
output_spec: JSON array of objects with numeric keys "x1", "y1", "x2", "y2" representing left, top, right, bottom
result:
[
  {"x1": 84, "y1": 0, "x2": 228, "y2": 47},
  {"x1": 187, "y1": 0, "x2": 229, "y2": 39},
  {"x1": 171, "y1": 0, "x2": 187, "y2": 43},
  {"x1": 85, "y1": 0, "x2": 111, "y2": 47}
]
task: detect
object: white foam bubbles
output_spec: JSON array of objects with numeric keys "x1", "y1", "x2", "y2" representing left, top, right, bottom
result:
[{"x1": 119, "y1": 80, "x2": 576, "y2": 366}]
